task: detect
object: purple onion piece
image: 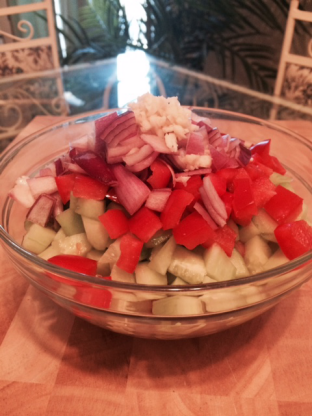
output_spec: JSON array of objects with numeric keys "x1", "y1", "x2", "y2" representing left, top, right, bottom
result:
[{"x1": 73, "y1": 150, "x2": 117, "y2": 185}]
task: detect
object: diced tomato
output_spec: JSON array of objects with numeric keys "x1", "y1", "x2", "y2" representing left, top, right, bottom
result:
[
  {"x1": 72, "y1": 175, "x2": 109, "y2": 200},
  {"x1": 174, "y1": 175, "x2": 203, "y2": 202},
  {"x1": 244, "y1": 160, "x2": 273, "y2": 180},
  {"x1": 128, "y1": 206, "x2": 162, "y2": 243},
  {"x1": 250, "y1": 139, "x2": 271, "y2": 160},
  {"x1": 274, "y1": 220, "x2": 312, "y2": 260},
  {"x1": 160, "y1": 189, "x2": 194, "y2": 230},
  {"x1": 99, "y1": 209, "x2": 129, "y2": 239},
  {"x1": 264, "y1": 185, "x2": 303, "y2": 224},
  {"x1": 147, "y1": 159, "x2": 172, "y2": 189},
  {"x1": 74, "y1": 286, "x2": 112, "y2": 308},
  {"x1": 116, "y1": 233, "x2": 144, "y2": 273},
  {"x1": 220, "y1": 192, "x2": 234, "y2": 218},
  {"x1": 231, "y1": 169, "x2": 257, "y2": 226},
  {"x1": 48, "y1": 254, "x2": 98, "y2": 275},
  {"x1": 55, "y1": 174, "x2": 76, "y2": 204},
  {"x1": 215, "y1": 168, "x2": 238, "y2": 192},
  {"x1": 173, "y1": 211, "x2": 215, "y2": 250},
  {"x1": 251, "y1": 139, "x2": 286, "y2": 175},
  {"x1": 206, "y1": 173, "x2": 226, "y2": 196},
  {"x1": 202, "y1": 224, "x2": 237, "y2": 257},
  {"x1": 252, "y1": 176, "x2": 276, "y2": 208}
]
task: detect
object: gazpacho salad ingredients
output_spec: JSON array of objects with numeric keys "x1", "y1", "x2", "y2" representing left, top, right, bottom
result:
[{"x1": 10, "y1": 93, "x2": 312, "y2": 290}]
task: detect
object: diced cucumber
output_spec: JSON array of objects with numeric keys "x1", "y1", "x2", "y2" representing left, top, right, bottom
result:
[
  {"x1": 296, "y1": 202, "x2": 308, "y2": 221},
  {"x1": 252, "y1": 209, "x2": 278, "y2": 242},
  {"x1": 74, "y1": 198, "x2": 106, "y2": 219},
  {"x1": 239, "y1": 285, "x2": 266, "y2": 304},
  {"x1": 52, "y1": 233, "x2": 92, "y2": 256},
  {"x1": 86, "y1": 249, "x2": 104, "y2": 261},
  {"x1": 38, "y1": 245, "x2": 60, "y2": 260},
  {"x1": 135, "y1": 262, "x2": 167, "y2": 285},
  {"x1": 97, "y1": 239, "x2": 121, "y2": 275},
  {"x1": 82, "y1": 216, "x2": 110, "y2": 251},
  {"x1": 56, "y1": 209, "x2": 84, "y2": 236},
  {"x1": 22, "y1": 224, "x2": 56, "y2": 254},
  {"x1": 145, "y1": 229, "x2": 172, "y2": 248},
  {"x1": 263, "y1": 248, "x2": 289, "y2": 271},
  {"x1": 200, "y1": 290, "x2": 246, "y2": 313},
  {"x1": 110, "y1": 292, "x2": 151, "y2": 314},
  {"x1": 111, "y1": 264, "x2": 135, "y2": 283},
  {"x1": 230, "y1": 248, "x2": 249, "y2": 278},
  {"x1": 152, "y1": 295, "x2": 204, "y2": 316},
  {"x1": 149, "y1": 236, "x2": 176, "y2": 275},
  {"x1": 170, "y1": 276, "x2": 189, "y2": 286},
  {"x1": 69, "y1": 193, "x2": 78, "y2": 211},
  {"x1": 203, "y1": 243, "x2": 236, "y2": 282},
  {"x1": 270, "y1": 172, "x2": 293, "y2": 187},
  {"x1": 244, "y1": 235, "x2": 271, "y2": 274},
  {"x1": 53, "y1": 228, "x2": 66, "y2": 241},
  {"x1": 168, "y1": 245, "x2": 206, "y2": 284},
  {"x1": 239, "y1": 221, "x2": 260, "y2": 243}
]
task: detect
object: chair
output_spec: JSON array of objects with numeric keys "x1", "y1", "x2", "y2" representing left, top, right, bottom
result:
[
  {"x1": 271, "y1": 0, "x2": 312, "y2": 119},
  {"x1": 0, "y1": 0, "x2": 67, "y2": 142}
]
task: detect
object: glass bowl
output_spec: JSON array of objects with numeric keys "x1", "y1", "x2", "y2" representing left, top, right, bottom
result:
[{"x1": 0, "y1": 108, "x2": 311, "y2": 340}]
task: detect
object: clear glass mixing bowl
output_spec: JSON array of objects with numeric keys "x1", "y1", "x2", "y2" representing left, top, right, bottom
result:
[{"x1": 0, "y1": 108, "x2": 311, "y2": 339}]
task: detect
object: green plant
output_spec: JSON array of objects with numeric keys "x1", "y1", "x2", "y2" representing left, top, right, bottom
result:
[{"x1": 138, "y1": 0, "x2": 307, "y2": 93}]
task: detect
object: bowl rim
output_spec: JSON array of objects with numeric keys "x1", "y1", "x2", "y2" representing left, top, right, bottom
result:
[{"x1": 1, "y1": 107, "x2": 312, "y2": 293}]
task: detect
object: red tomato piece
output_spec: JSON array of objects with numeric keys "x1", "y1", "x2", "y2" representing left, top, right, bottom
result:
[
  {"x1": 174, "y1": 175, "x2": 203, "y2": 202},
  {"x1": 55, "y1": 173, "x2": 76, "y2": 204},
  {"x1": 215, "y1": 168, "x2": 238, "y2": 191},
  {"x1": 128, "y1": 207, "x2": 162, "y2": 243},
  {"x1": 99, "y1": 209, "x2": 129, "y2": 239},
  {"x1": 173, "y1": 211, "x2": 215, "y2": 250},
  {"x1": 160, "y1": 189, "x2": 194, "y2": 230},
  {"x1": 250, "y1": 139, "x2": 271, "y2": 160},
  {"x1": 206, "y1": 173, "x2": 226, "y2": 196},
  {"x1": 147, "y1": 159, "x2": 172, "y2": 189},
  {"x1": 244, "y1": 160, "x2": 273, "y2": 180},
  {"x1": 252, "y1": 176, "x2": 276, "y2": 208},
  {"x1": 220, "y1": 192, "x2": 234, "y2": 218},
  {"x1": 264, "y1": 185, "x2": 303, "y2": 224},
  {"x1": 116, "y1": 233, "x2": 144, "y2": 274},
  {"x1": 231, "y1": 169, "x2": 257, "y2": 226},
  {"x1": 48, "y1": 254, "x2": 98, "y2": 275},
  {"x1": 252, "y1": 152, "x2": 286, "y2": 175},
  {"x1": 74, "y1": 286, "x2": 112, "y2": 308},
  {"x1": 274, "y1": 220, "x2": 312, "y2": 260},
  {"x1": 202, "y1": 224, "x2": 237, "y2": 257},
  {"x1": 72, "y1": 175, "x2": 109, "y2": 200}
]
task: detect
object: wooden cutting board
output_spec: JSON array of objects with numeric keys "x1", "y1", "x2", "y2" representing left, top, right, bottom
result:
[{"x1": 0, "y1": 117, "x2": 312, "y2": 416}]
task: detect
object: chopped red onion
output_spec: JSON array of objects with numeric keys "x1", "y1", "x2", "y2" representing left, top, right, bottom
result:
[
  {"x1": 9, "y1": 176, "x2": 35, "y2": 208},
  {"x1": 140, "y1": 134, "x2": 173, "y2": 154},
  {"x1": 62, "y1": 162, "x2": 87, "y2": 175},
  {"x1": 193, "y1": 201, "x2": 218, "y2": 230},
  {"x1": 100, "y1": 111, "x2": 135, "y2": 143},
  {"x1": 95, "y1": 111, "x2": 118, "y2": 138},
  {"x1": 111, "y1": 164, "x2": 150, "y2": 215},
  {"x1": 73, "y1": 150, "x2": 117, "y2": 185},
  {"x1": 145, "y1": 188, "x2": 172, "y2": 212},
  {"x1": 199, "y1": 176, "x2": 227, "y2": 227},
  {"x1": 27, "y1": 176, "x2": 58, "y2": 199},
  {"x1": 39, "y1": 168, "x2": 55, "y2": 177},
  {"x1": 26, "y1": 194, "x2": 56, "y2": 227},
  {"x1": 127, "y1": 151, "x2": 159, "y2": 173},
  {"x1": 186, "y1": 132, "x2": 205, "y2": 155},
  {"x1": 108, "y1": 124, "x2": 138, "y2": 148},
  {"x1": 175, "y1": 168, "x2": 212, "y2": 177},
  {"x1": 123, "y1": 144, "x2": 154, "y2": 167}
]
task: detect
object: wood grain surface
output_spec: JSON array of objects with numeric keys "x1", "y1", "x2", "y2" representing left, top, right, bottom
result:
[{"x1": 1, "y1": 117, "x2": 312, "y2": 416}]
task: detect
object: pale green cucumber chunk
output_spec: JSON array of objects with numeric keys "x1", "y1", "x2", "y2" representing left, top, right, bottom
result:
[
  {"x1": 252, "y1": 209, "x2": 278, "y2": 242},
  {"x1": 135, "y1": 262, "x2": 167, "y2": 285},
  {"x1": 111, "y1": 264, "x2": 135, "y2": 283},
  {"x1": 22, "y1": 224, "x2": 56, "y2": 254},
  {"x1": 263, "y1": 248, "x2": 288, "y2": 271},
  {"x1": 52, "y1": 233, "x2": 92, "y2": 256},
  {"x1": 149, "y1": 236, "x2": 176, "y2": 275},
  {"x1": 38, "y1": 245, "x2": 60, "y2": 260},
  {"x1": 244, "y1": 235, "x2": 271, "y2": 274},
  {"x1": 152, "y1": 296, "x2": 204, "y2": 316},
  {"x1": 203, "y1": 243, "x2": 236, "y2": 282},
  {"x1": 239, "y1": 220, "x2": 260, "y2": 243},
  {"x1": 56, "y1": 209, "x2": 84, "y2": 236},
  {"x1": 86, "y1": 249, "x2": 104, "y2": 262},
  {"x1": 270, "y1": 172, "x2": 292, "y2": 187},
  {"x1": 200, "y1": 290, "x2": 246, "y2": 312},
  {"x1": 229, "y1": 248, "x2": 249, "y2": 278},
  {"x1": 168, "y1": 245, "x2": 206, "y2": 284},
  {"x1": 82, "y1": 216, "x2": 110, "y2": 251},
  {"x1": 74, "y1": 197, "x2": 105, "y2": 219}
]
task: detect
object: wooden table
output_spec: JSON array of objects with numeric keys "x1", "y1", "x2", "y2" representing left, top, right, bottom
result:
[{"x1": 1, "y1": 117, "x2": 312, "y2": 416}]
